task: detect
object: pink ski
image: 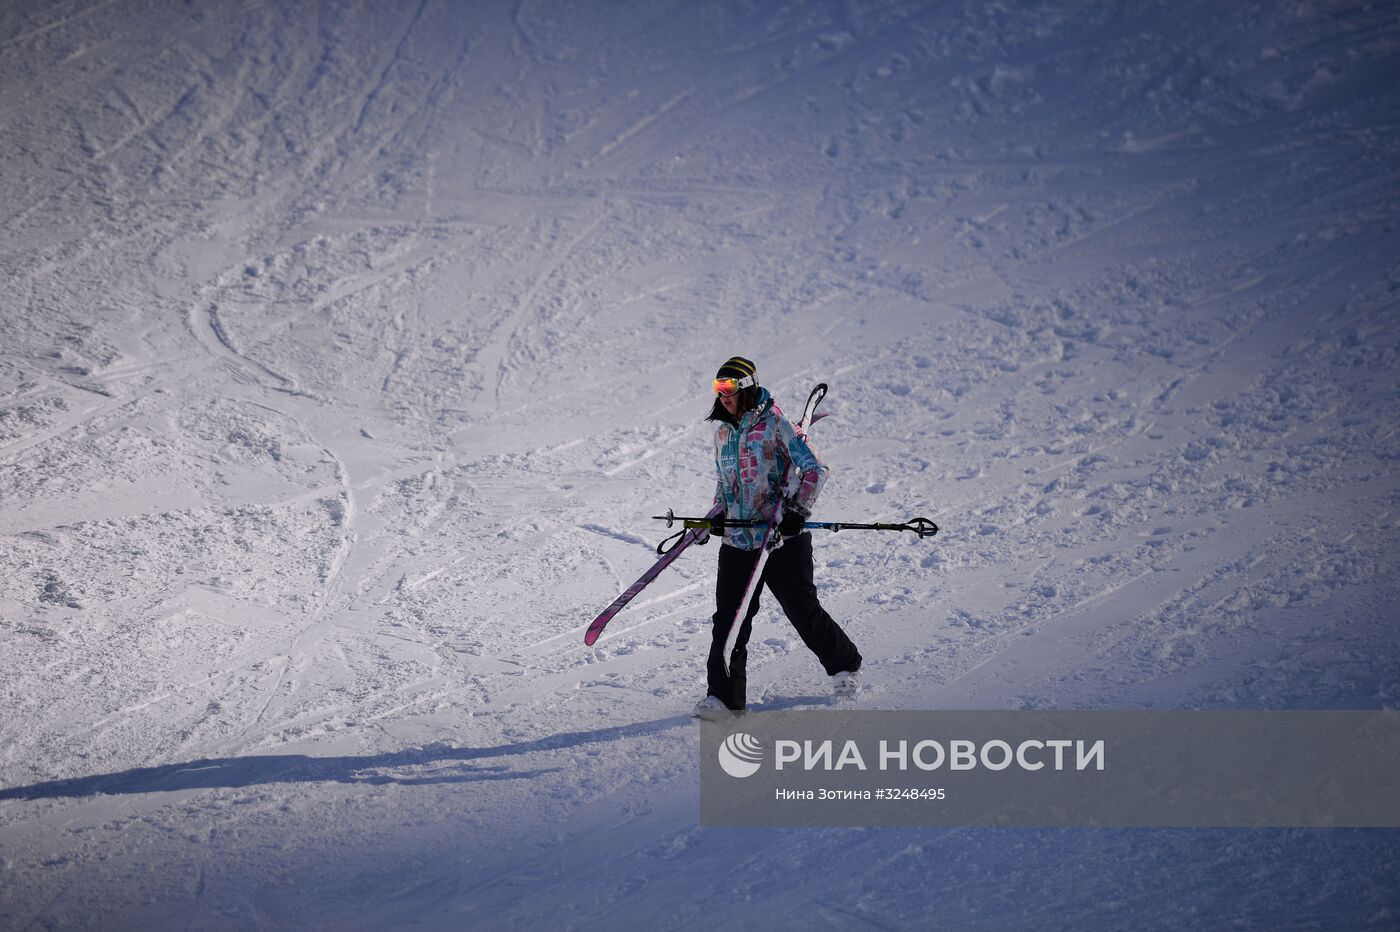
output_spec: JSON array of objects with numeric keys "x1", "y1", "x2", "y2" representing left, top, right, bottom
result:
[
  {"x1": 584, "y1": 502, "x2": 724, "y2": 646},
  {"x1": 720, "y1": 384, "x2": 828, "y2": 674}
]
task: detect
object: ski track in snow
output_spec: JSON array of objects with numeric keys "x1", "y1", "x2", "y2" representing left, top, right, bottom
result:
[{"x1": 1, "y1": 0, "x2": 1399, "y2": 928}]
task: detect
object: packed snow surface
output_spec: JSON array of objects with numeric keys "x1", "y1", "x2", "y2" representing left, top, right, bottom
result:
[{"x1": 2, "y1": 0, "x2": 1398, "y2": 928}]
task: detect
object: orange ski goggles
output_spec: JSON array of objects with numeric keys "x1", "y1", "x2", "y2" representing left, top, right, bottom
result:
[{"x1": 713, "y1": 374, "x2": 756, "y2": 396}]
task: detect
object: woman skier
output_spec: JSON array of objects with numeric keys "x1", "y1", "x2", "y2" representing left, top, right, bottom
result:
[{"x1": 694, "y1": 355, "x2": 862, "y2": 719}]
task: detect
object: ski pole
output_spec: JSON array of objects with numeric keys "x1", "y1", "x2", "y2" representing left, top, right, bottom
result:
[
  {"x1": 804, "y1": 518, "x2": 939, "y2": 538},
  {"x1": 652, "y1": 509, "x2": 938, "y2": 553}
]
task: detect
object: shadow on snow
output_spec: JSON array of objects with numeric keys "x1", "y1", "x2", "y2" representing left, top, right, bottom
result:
[{"x1": 0, "y1": 715, "x2": 694, "y2": 801}]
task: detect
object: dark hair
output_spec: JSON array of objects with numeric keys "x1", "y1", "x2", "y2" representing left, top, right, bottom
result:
[{"x1": 705, "y1": 386, "x2": 759, "y2": 424}]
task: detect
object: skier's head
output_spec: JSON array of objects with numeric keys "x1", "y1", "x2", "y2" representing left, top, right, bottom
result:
[{"x1": 707, "y1": 355, "x2": 759, "y2": 424}]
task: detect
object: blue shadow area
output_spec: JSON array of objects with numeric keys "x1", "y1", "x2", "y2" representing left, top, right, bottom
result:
[{"x1": 0, "y1": 714, "x2": 693, "y2": 800}]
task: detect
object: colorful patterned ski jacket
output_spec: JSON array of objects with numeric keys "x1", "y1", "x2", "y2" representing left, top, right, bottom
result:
[{"x1": 712, "y1": 387, "x2": 827, "y2": 550}]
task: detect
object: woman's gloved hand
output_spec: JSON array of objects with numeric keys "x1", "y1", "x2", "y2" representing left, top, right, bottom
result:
[
  {"x1": 694, "y1": 514, "x2": 724, "y2": 545},
  {"x1": 778, "y1": 506, "x2": 807, "y2": 538}
]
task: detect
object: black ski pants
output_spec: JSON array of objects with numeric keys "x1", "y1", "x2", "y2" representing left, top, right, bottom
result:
[{"x1": 707, "y1": 532, "x2": 861, "y2": 711}]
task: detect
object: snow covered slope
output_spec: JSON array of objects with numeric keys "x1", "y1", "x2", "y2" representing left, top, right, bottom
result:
[{"x1": 2, "y1": 0, "x2": 1397, "y2": 927}]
